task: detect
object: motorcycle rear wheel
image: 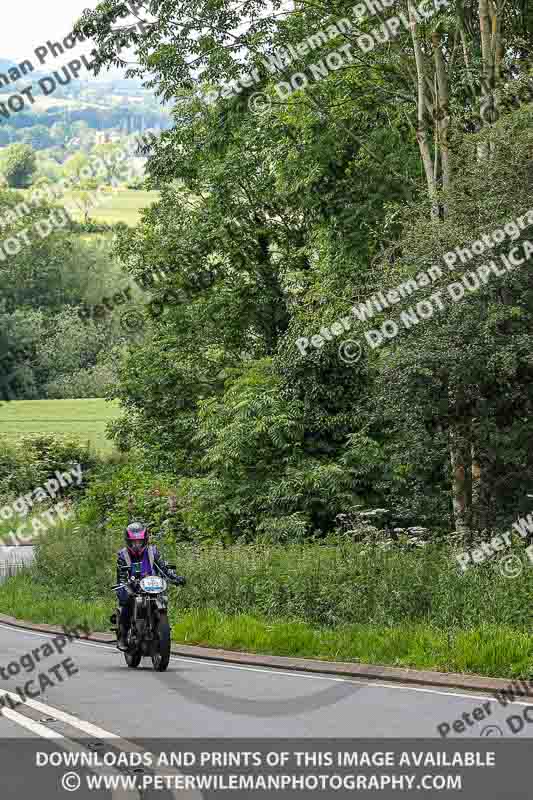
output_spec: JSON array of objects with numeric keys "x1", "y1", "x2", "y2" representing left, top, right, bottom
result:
[{"x1": 152, "y1": 614, "x2": 171, "y2": 672}]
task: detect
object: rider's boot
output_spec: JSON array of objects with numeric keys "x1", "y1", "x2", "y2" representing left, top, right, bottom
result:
[{"x1": 117, "y1": 624, "x2": 129, "y2": 651}]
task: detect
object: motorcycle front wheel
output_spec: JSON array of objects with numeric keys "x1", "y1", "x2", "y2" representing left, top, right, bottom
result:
[
  {"x1": 151, "y1": 613, "x2": 171, "y2": 672},
  {"x1": 124, "y1": 649, "x2": 142, "y2": 668}
]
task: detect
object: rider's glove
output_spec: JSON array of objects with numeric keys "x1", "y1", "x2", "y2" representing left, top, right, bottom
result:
[{"x1": 172, "y1": 575, "x2": 186, "y2": 586}]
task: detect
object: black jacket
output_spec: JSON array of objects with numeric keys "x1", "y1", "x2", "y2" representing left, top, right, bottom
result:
[{"x1": 116, "y1": 545, "x2": 183, "y2": 585}]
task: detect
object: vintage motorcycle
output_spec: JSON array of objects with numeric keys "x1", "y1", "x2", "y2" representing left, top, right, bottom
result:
[{"x1": 110, "y1": 564, "x2": 179, "y2": 672}]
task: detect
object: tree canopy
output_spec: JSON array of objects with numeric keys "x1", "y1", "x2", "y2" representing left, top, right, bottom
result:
[
  {"x1": 73, "y1": 0, "x2": 533, "y2": 540},
  {"x1": 1, "y1": 143, "x2": 37, "y2": 188}
]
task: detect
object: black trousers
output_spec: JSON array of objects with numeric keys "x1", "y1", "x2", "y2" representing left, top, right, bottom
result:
[{"x1": 117, "y1": 588, "x2": 132, "y2": 629}]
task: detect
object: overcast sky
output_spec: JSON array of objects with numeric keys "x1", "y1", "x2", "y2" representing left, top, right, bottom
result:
[
  {"x1": 1, "y1": 0, "x2": 297, "y2": 77},
  {"x1": 1, "y1": 0, "x2": 133, "y2": 78}
]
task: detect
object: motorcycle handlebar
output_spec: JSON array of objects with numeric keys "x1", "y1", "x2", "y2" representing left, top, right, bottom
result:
[
  {"x1": 111, "y1": 578, "x2": 185, "y2": 591},
  {"x1": 111, "y1": 576, "x2": 138, "y2": 589}
]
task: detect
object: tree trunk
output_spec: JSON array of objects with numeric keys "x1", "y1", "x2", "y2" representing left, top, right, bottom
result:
[
  {"x1": 432, "y1": 32, "x2": 450, "y2": 194},
  {"x1": 471, "y1": 440, "x2": 491, "y2": 532},
  {"x1": 479, "y1": 0, "x2": 493, "y2": 85},
  {"x1": 449, "y1": 421, "x2": 472, "y2": 539},
  {"x1": 468, "y1": 0, "x2": 503, "y2": 523},
  {"x1": 478, "y1": 0, "x2": 504, "y2": 124},
  {"x1": 408, "y1": 1, "x2": 438, "y2": 214},
  {"x1": 459, "y1": 24, "x2": 475, "y2": 95}
]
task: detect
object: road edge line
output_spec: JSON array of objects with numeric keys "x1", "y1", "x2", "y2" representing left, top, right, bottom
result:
[{"x1": 0, "y1": 612, "x2": 530, "y2": 697}]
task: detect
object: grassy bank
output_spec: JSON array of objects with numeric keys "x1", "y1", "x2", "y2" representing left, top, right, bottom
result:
[
  {"x1": 0, "y1": 574, "x2": 530, "y2": 677},
  {"x1": 36, "y1": 529, "x2": 531, "y2": 635},
  {"x1": 1, "y1": 529, "x2": 531, "y2": 679}
]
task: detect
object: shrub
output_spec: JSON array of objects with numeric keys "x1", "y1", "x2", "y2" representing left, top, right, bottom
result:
[
  {"x1": 0, "y1": 434, "x2": 100, "y2": 505},
  {"x1": 32, "y1": 518, "x2": 115, "y2": 601},
  {"x1": 76, "y1": 458, "x2": 186, "y2": 546},
  {"x1": 45, "y1": 364, "x2": 116, "y2": 399},
  {"x1": 30, "y1": 516, "x2": 533, "y2": 634}
]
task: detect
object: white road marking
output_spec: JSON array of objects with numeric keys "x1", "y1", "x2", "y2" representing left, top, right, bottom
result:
[
  {"x1": 0, "y1": 688, "x2": 120, "y2": 738},
  {"x1": 0, "y1": 690, "x2": 139, "y2": 797},
  {"x1": 0, "y1": 689, "x2": 200, "y2": 799},
  {"x1": 0, "y1": 702, "x2": 64, "y2": 738},
  {"x1": 0, "y1": 621, "x2": 531, "y2": 706}
]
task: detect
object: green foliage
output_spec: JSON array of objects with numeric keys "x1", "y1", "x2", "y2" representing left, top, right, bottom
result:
[
  {"x1": 0, "y1": 218, "x2": 140, "y2": 399},
  {"x1": 372, "y1": 111, "x2": 533, "y2": 524},
  {"x1": 45, "y1": 363, "x2": 116, "y2": 399},
  {"x1": 1, "y1": 143, "x2": 37, "y2": 188},
  {"x1": 178, "y1": 359, "x2": 371, "y2": 540},
  {"x1": 1, "y1": 572, "x2": 530, "y2": 677},
  {"x1": 32, "y1": 518, "x2": 116, "y2": 602},
  {"x1": 66, "y1": 0, "x2": 533, "y2": 540},
  {"x1": 0, "y1": 193, "x2": 79, "y2": 313},
  {"x1": 165, "y1": 541, "x2": 531, "y2": 636},
  {"x1": 76, "y1": 458, "x2": 185, "y2": 547},
  {"x1": 62, "y1": 152, "x2": 91, "y2": 183},
  {"x1": 11, "y1": 516, "x2": 532, "y2": 674},
  {"x1": 0, "y1": 433, "x2": 98, "y2": 504}
]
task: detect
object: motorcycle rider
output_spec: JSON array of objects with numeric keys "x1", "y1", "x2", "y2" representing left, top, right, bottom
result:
[{"x1": 116, "y1": 521, "x2": 186, "y2": 651}]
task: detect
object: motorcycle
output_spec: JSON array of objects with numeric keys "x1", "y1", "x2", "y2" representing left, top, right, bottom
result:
[{"x1": 110, "y1": 563, "x2": 179, "y2": 672}]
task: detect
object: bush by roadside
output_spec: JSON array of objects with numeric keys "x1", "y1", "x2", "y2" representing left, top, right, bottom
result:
[
  {"x1": 0, "y1": 573, "x2": 530, "y2": 679},
  {"x1": 3, "y1": 514, "x2": 529, "y2": 678},
  {"x1": 0, "y1": 434, "x2": 118, "y2": 547},
  {"x1": 0, "y1": 434, "x2": 100, "y2": 505},
  {"x1": 1, "y1": 458, "x2": 530, "y2": 679},
  {"x1": 27, "y1": 522, "x2": 533, "y2": 632}
]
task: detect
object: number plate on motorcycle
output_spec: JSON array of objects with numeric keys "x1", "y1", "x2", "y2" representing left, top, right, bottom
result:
[{"x1": 140, "y1": 576, "x2": 167, "y2": 593}]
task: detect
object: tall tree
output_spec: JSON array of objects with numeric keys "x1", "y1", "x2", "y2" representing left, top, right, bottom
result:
[{"x1": 76, "y1": 0, "x2": 533, "y2": 537}]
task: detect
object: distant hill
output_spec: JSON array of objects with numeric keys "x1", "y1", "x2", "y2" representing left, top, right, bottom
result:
[
  {"x1": 0, "y1": 58, "x2": 48, "y2": 81},
  {"x1": 0, "y1": 57, "x2": 154, "y2": 99},
  {"x1": 0, "y1": 55, "x2": 171, "y2": 152}
]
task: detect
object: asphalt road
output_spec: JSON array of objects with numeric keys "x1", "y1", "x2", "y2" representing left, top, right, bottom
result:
[
  {"x1": 0, "y1": 623, "x2": 533, "y2": 800},
  {"x1": 0, "y1": 621, "x2": 531, "y2": 740}
]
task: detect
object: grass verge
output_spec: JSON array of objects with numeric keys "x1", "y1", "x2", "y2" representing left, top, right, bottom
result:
[{"x1": 0, "y1": 573, "x2": 530, "y2": 679}]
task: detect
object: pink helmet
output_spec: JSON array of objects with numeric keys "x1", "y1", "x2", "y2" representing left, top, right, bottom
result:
[{"x1": 125, "y1": 522, "x2": 148, "y2": 557}]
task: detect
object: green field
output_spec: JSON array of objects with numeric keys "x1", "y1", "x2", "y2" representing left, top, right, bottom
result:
[
  {"x1": 0, "y1": 398, "x2": 122, "y2": 453},
  {"x1": 64, "y1": 189, "x2": 160, "y2": 226}
]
